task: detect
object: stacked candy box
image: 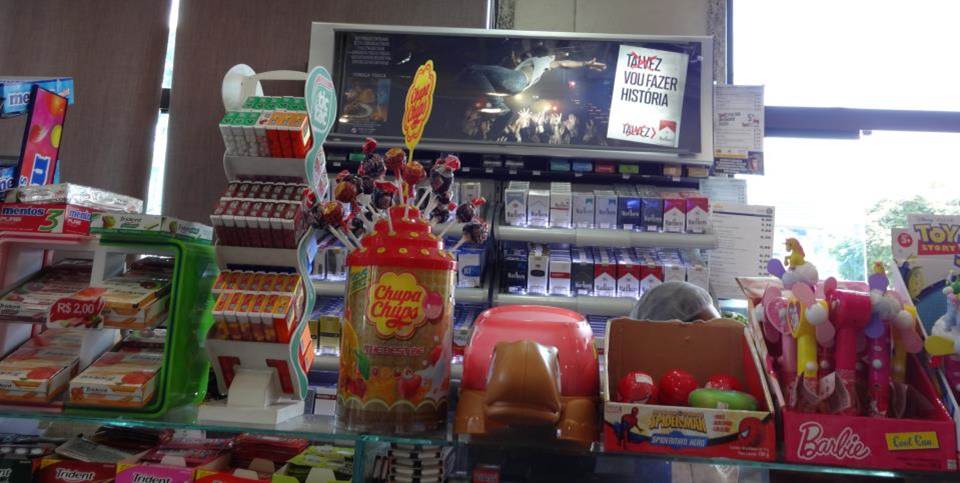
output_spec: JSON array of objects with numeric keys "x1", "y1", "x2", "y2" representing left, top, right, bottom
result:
[
  {"x1": 0, "y1": 259, "x2": 94, "y2": 325},
  {"x1": 68, "y1": 350, "x2": 163, "y2": 408},
  {"x1": 738, "y1": 239, "x2": 958, "y2": 471},
  {"x1": 0, "y1": 330, "x2": 83, "y2": 404}
]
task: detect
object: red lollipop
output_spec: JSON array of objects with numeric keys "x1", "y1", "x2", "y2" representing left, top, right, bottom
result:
[
  {"x1": 321, "y1": 201, "x2": 344, "y2": 227},
  {"x1": 385, "y1": 147, "x2": 406, "y2": 172},
  {"x1": 402, "y1": 160, "x2": 426, "y2": 187},
  {"x1": 362, "y1": 137, "x2": 377, "y2": 155},
  {"x1": 334, "y1": 181, "x2": 358, "y2": 204}
]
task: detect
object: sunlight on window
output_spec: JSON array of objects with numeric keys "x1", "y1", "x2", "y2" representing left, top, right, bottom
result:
[
  {"x1": 740, "y1": 132, "x2": 960, "y2": 281},
  {"x1": 146, "y1": 0, "x2": 179, "y2": 214},
  {"x1": 734, "y1": 0, "x2": 960, "y2": 111}
]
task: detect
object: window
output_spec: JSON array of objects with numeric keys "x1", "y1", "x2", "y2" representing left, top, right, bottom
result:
[
  {"x1": 145, "y1": 0, "x2": 179, "y2": 215},
  {"x1": 732, "y1": 0, "x2": 960, "y2": 281}
]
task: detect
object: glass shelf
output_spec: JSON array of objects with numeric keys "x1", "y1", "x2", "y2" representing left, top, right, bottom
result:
[
  {"x1": 0, "y1": 406, "x2": 955, "y2": 479},
  {"x1": 0, "y1": 405, "x2": 448, "y2": 446}
]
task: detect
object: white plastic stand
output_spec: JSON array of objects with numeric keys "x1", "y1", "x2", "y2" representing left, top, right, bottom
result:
[
  {"x1": 198, "y1": 369, "x2": 305, "y2": 425},
  {"x1": 199, "y1": 65, "x2": 328, "y2": 426}
]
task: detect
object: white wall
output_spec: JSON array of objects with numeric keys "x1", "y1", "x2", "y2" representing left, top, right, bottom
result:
[{"x1": 511, "y1": 0, "x2": 709, "y2": 35}]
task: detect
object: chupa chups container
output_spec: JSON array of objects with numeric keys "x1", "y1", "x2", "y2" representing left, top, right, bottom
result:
[{"x1": 337, "y1": 205, "x2": 455, "y2": 433}]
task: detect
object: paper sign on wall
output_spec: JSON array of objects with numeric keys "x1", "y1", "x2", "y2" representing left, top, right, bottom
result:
[
  {"x1": 606, "y1": 45, "x2": 688, "y2": 147},
  {"x1": 402, "y1": 60, "x2": 437, "y2": 157}
]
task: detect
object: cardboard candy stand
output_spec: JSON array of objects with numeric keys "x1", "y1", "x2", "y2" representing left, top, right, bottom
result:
[{"x1": 336, "y1": 205, "x2": 456, "y2": 433}]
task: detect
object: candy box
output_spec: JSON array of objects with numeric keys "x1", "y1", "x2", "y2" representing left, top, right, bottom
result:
[
  {"x1": 0, "y1": 346, "x2": 79, "y2": 403},
  {"x1": 115, "y1": 447, "x2": 229, "y2": 483},
  {"x1": 91, "y1": 214, "x2": 212, "y2": 243},
  {"x1": 0, "y1": 77, "x2": 73, "y2": 118},
  {"x1": 737, "y1": 277, "x2": 959, "y2": 472},
  {"x1": 602, "y1": 318, "x2": 776, "y2": 461},
  {"x1": 68, "y1": 350, "x2": 163, "y2": 408},
  {"x1": 0, "y1": 203, "x2": 92, "y2": 235},
  {"x1": 0, "y1": 457, "x2": 40, "y2": 483},
  {"x1": 37, "y1": 459, "x2": 116, "y2": 483},
  {"x1": 98, "y1": 274, "x2": 171, "y2": 330}
]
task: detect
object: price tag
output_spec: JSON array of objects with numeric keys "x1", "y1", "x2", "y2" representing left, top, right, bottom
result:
[
  {"x1": 532, "y1": 170, "x2": 541, "y2": 176},
  {"x1": 622, "y1": 174, "x2": 630, "y2": 180},
  {"x1": 463, "y1": 167, "x2": 471, "y2": 173},
  {"x1": 485, "y1": 168, "x2": 493, "y2": 174},
  {"x1": 332, "y1": 161, "x2": 341, "y2": 167},
  {"x1": 48, "y1": 288, "x2": 107, "y2": 328},
  {"x1": 574, "y1": 172, "x2": 583, "y2": 178},
  {"x1": 509, "y1": 169, "x2": 517, "y2": 175}
]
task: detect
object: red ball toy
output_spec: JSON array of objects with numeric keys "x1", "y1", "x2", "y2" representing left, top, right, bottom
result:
[
  {"x1": 616, "y1": 371, "x2": 656, "y2": 403},
  {"x1": 705, "y1": 373, "x2": 743, "y2": 392},
  {"x1": 658, "y1": 369, "x2": 698, "y2": 406}
]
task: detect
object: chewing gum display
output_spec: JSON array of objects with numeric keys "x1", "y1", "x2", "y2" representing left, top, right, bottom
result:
[
  {"x1": 0, "y1": 345, "x2": 79, "y2": 403},
  {"x1": 210, "y1": 182, "x2": 306, "y2": 249},
  {"x1": 0, "y1": 259, "x2": 93, "y2": 324},
  {"x1": 99, "y1": 269, "x2": 172, "y2": 330},
  {"x1": 220, "y1": 97, "x2": 312, "y2": 158},
  {"x1": 210, "y1": 271, "x2": 303, "y2": 343}
]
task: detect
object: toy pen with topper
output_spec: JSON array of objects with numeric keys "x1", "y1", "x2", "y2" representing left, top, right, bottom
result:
[
  {"x1": 767, "y1": 239, "x2": 834, "y2": 411},
  {"x1": 759, "y1": 286, "x2": 797, "y2": 389},
  {"x1": 822, "y1": 279, "x2": 871, "y2": 416},
  {"x1": 924, "y1": 273, "x2": 960, "y2": 394}
]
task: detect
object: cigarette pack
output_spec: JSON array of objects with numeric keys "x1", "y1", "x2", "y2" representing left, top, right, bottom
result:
[
  {"x1": 682, "y1": 250, "x2": 710, "y2": 291},
  {"x1": 684, "y1": 194, "x2": 710, "y2": 234},
  {"x1": 456, "y1": 246, "x2": 485, "y2": 288},
  {"x1": 662, "y1": 194, "x2": 686, "y2": 233},
  {"x1": 503, "y1": 184, "x2": 528, "y2": 227},
  {"x1": 640, "y1": 192, "x2": 663, "y2": 233},
  {"x1": 639, "y1": 257, "x2": 664, "y2": 297},
  {"x1": 616, "y1": 249, "x2": 641, "y2": 299},
  {"x1": 500, "y1": 249, "x2": 528, "y2": 294},
  {"x1": 548, "y1": 250, "x2": 572, "y2": 296},
  {"x1": 549, "y1": 183, "x2": 572, "y2": 228},
  {"x1": 658, "y1": 248, "x2": 686, "y2": 283},
  {"x1": 572, "y1": 248, "x2": 594, "y2": 296},
  {"x1": 615, "y1": 186, "x2": 641, "y2": 231},
  {"x1": 572, "y1": 191, "x2": 595, "y2": 228},
  {"x1": 593, "y1": 249, "x2": 618, "y2": 298},
  {"x1": 527, "y1": 248, "x2": 549, "y2": 295},
  {"x1": 68, "y1": 350, "x2": 162, "y2": 408},
  {"x1": 460, "y1": 182, "x2": 482, "y2": 204},
  {"x1": 527, "y1": 190, "x2": 550, "y2": 228},
  {"x1": 594, "y1": 190, "x2": 619, "y2": 229}
]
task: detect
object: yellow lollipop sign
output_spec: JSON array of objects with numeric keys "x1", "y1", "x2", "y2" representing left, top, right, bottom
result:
[{"x1": 401, "y1": 60, "x2": 437, "y2": 158}]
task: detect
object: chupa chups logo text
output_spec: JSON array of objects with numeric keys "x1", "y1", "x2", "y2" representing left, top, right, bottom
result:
[
  {"x1": 366, "y1": 272, "x2": 426, "y2": 340},
  {"x1": 54, "y1": 468, "x2": 96, "y2": 481},
  {"x1": 648, "y1": 411, "x2": 707, "y2": 434},
  {"x1": 796, "y1": 422, "x2": 871, "y2": 461},
  {"x1": 133, "y1": 474, "x2": 172, "y2": 483}
]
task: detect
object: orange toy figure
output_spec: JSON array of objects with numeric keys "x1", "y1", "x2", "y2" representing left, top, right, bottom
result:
[{"x1": 455, "y1": 305, "x2": 599, "y2": 447}]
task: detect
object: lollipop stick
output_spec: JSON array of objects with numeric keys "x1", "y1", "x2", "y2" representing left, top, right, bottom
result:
[
  {"x1": 344, "y1": 227, "x2": 363, "y2": 247},
  {"x1": 450, "y1": 237, "x2": 467, "y2": 251},
  {"x1": 437, "y1": 218, "x2": 458, "y2": 238},
  {"x1": 327, "y1": 227, "x2": 355, "y2": 250}
]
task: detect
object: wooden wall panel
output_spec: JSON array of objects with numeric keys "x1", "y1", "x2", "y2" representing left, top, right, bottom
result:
[{"x1": 164, "y1": 0, "x2": 488, "y2": 222}]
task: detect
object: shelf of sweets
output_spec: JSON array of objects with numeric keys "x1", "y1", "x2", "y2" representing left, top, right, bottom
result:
[{"x1": 0, "y1": 406, "x2": 953, "y2": 479}]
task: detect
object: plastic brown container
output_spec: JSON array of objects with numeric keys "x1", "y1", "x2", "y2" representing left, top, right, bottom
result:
[{"x1": 336, "y1": 205, "x2": 455, "y2": 433}]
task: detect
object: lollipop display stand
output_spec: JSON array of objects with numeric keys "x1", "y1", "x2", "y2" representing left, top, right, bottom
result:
[{"x1": 197, "y1": 65, "x2": 330, "y2": 425}]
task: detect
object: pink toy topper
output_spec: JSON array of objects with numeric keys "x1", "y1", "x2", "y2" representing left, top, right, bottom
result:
[{"x1": 762, "y1": 286, "x2": 786, "y2": 343}]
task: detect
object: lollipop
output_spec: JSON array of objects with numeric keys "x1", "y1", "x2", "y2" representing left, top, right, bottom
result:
[
  {"x1": 319, "y1": 201, "x2": 355, "y2": 248},
  {"x1": 456, "y1": 197, "x2": 487, "y2": 223},
  {"x1": 359, "y1": 176, "x2": 375, "y2": 195},
  {"x1": 334, "y1": 179, "x2": 358, "y2": 204},
  {"x1": 361, "y1": 137, "x2": 377, "y2": 156},
  {"x1": 359, "y1": 154, "x2": 386, "y2": 179},
  {"x1": 401, "y1": 160, "x2": 426, "y2": 207},
  {"x1": 451, "y1": 222, "x2": 489, "y2": 251},
  {"x1": 430, "y1": 204, "x2": 453, "y2": 224},
  {"x1": 385, "y1": 148, "x2": 406, "y2": 174}
]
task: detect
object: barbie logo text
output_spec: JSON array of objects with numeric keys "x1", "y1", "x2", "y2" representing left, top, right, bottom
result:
[{"x1": 796, "y1": 422, "x2": 870, "y2": 461}]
